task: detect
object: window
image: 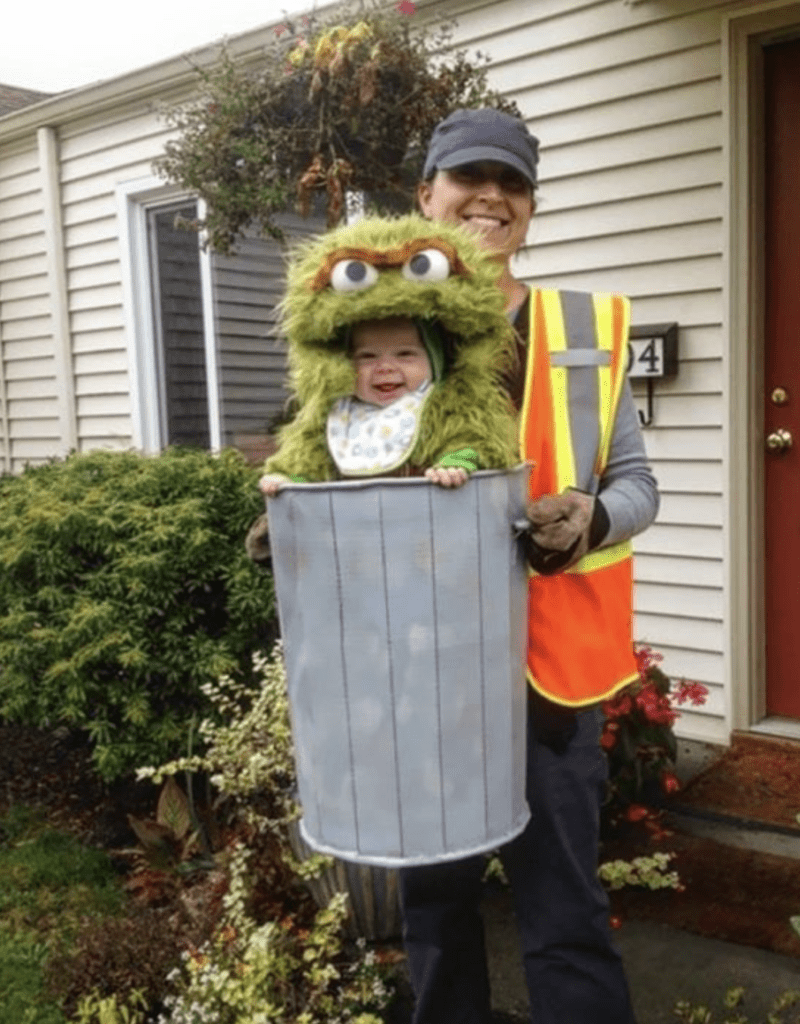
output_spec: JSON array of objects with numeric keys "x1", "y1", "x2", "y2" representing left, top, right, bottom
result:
[{"x1": 118, "y1": 177, "x2": 320, "y2": 458}]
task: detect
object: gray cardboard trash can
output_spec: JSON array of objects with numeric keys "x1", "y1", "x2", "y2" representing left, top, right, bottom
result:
[{"x1": 267, "y1": 465, "x2": 531, "y2": 867}]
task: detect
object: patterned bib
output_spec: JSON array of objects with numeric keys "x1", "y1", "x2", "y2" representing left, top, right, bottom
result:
[{"x1": 326, "y1": 382, "x2": 433, "y2": 476}]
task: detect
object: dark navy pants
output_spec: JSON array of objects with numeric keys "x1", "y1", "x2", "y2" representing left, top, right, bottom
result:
[{"x1": 399, "y1": 697, "x2": 637, "y2": 1024}]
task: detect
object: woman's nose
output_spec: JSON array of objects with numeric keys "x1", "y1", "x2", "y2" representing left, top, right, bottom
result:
[{"x1": 475, "y1": 177, "x2": 503, "y2": 200}]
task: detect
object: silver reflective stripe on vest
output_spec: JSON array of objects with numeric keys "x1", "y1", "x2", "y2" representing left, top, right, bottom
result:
[{"x1": 556, "y1": 291, "x2": 605, "y2": 494}]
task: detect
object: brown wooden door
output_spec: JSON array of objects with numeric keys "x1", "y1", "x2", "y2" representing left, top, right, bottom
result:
[{"x1": 764, "y1": 37, "x2": 800, "y2": 718}]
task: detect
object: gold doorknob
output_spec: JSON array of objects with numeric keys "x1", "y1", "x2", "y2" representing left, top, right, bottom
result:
[{"x1": 766, "y1": 428, "x2": 793, "y2": 452}]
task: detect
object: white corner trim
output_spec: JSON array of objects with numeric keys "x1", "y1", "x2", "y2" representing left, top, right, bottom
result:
[{"x1": 38, "y1": 125, "x2": 78, "y2": 456}]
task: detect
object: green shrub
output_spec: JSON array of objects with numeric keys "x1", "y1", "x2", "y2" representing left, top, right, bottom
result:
[{"x1": 0, "y1": 447, "x2": 275, "y2": 780}]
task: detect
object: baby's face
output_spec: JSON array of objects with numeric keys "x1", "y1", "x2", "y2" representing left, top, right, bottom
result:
[{"x1": 351, "y1": 319, "x2": 431, "y2": 406}]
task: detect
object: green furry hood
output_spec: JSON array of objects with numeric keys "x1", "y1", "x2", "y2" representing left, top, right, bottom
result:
[{"x1": 265, "y1": 213, "x2": 519, "y2": 480}]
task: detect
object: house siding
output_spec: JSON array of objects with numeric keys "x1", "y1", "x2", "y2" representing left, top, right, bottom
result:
[
  {"x1": 421, "y1": 0, "x2": 754, "y2": 742},
  {"x1": 0, "y1": 141, "x2": 59, "y2": 471},
  {"x1": 59, "y1": 106, "x2": 178, "y2": 453}
]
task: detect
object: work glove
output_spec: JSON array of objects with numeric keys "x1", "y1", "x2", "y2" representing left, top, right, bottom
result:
[
  {"x1": 519, "y1": 489, "x2": 609, "y2": 574},
  {"x1": 245, "y1": 512, "x2": 272, "y2": 567}
]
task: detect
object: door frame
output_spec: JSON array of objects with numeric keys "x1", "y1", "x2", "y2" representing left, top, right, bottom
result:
[{"x1": 724, "y1": 2, "x2": 800, "y2": 738}]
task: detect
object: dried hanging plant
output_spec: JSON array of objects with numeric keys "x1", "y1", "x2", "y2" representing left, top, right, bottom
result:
[{"x1": 154, "y1": 0, "x2": 520, "y2": 252}]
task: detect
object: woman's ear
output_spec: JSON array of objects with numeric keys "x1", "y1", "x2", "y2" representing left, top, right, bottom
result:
[{"x1": 416, "y1": 180, "x2": 434, "y2": 217}]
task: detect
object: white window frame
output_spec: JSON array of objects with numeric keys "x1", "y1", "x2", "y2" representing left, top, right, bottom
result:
[{"x1": 116, "y1": 176, "x2": 221, "y2": 453}]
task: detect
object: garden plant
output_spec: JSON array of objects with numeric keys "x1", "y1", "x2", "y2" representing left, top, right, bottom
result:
[
  {"x1": 155, "y1": 0, "x2": 519, "y2": 250},
  {"x1": 602, "y1": 643, "x2": 708, "y2": 824},
  {"x1": 0, "y1": 447, "x2": 275, "y2": 780}
]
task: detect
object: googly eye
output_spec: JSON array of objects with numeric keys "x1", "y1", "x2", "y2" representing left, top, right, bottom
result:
[
  {"x1": 329, "y1": 259, "x2": 379, "y2": 292},
  {"x1": 402, "y1": 248, "x2": 452, "y2": 283}
]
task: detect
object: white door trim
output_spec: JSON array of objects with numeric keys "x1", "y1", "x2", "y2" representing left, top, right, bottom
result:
[{"x1": 723, "y1": 2, "x2": 800, "y2": 733}]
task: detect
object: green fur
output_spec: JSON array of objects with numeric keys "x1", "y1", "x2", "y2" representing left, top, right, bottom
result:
[{"x1": 265, "y1": 213, "x2": 518, "y2": 480}]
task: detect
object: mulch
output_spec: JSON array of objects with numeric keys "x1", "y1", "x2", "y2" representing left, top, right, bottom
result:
[
  {"x1": 0, "y1": 722, "x2": 156, "y2": 849},
  {"x1": 604, "y1": 731, "x2": 800, "y2": 958},
  {"x1": 677, "y1": 731, "x2": 800, "y2": 832}
]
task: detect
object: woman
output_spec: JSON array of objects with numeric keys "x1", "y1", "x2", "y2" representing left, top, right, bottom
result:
[{"x1": 399, "y1": 107, "x2": 658, "y2": 1024}]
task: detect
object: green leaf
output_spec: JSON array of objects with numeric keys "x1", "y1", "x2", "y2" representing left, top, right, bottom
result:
[
  {"x1": 790, "y1": 915, "x2": 800, "y2": 939},
  {"x1": 157, "y1": 777, "x2": 192, "y2": 839}
]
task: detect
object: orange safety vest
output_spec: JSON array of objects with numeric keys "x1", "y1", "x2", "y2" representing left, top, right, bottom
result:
[{"x1": 519, "y1": 288, "x2": 639, "y2": 707}]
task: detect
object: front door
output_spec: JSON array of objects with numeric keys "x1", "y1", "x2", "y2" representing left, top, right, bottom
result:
[{"x1": 763, "y1": 36, "x2": 800, "y2": 719}]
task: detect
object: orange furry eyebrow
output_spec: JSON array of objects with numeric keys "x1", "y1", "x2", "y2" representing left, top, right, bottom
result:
[{"x1": 309, "y1": 238, "x2": 472, "y2": 291}]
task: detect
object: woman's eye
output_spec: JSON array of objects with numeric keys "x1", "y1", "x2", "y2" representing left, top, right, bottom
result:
[
  {"x1": 330, "y1": 260, "x2": 379, "y2": 292},
  {"x1": 402, "y1": 249, "x2": 451, "y2": 283}
]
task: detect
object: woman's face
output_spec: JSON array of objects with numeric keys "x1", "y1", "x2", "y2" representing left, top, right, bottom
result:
[{"x1": 417, "y1": 161, "x2": 534, "y2": 263}]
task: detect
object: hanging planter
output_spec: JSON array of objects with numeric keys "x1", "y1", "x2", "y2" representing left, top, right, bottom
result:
[{"x1": 154, "y1": 0, "x2": 520, "y2": 252}]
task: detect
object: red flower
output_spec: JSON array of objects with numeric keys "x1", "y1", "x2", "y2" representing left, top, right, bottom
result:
[
  {"x1": 635, "y1": 687, "x2": 676, "y2": 726},
  {"x1": 660, "y1": 771, "x2": 681, "y2": 796},
  {"x1": 274, "y1": 23, "x2": 288, "y2": 37},
  {"x1": 609, "y1": 915, "x2": 623, "y2": 930},
  {"x1": 633, "y1": 643, "x2": 663, "y2": 678},
  {"x1": 673, "y1": 680, "x2": 708, "y2": 707},
  {"x1": 624, "y1": 804, "x2": 651, "y2": 823},
  {"x1": 395, "y1": 0, "x2": 416, "y2": 12},
  {"x1": 603, "y1": 693, "x2": 633, "y2": 720},
  {"x1": 600, "y1": 729, "x2": 618, "y2": 751}
]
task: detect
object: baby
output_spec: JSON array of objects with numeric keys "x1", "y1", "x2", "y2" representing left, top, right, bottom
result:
[
  {"x1": 248, "y1": 214, "x2": 519, "y2": 551},
  {"x1": 260, "y1": 314, "x2": 472, "y2": 494}
]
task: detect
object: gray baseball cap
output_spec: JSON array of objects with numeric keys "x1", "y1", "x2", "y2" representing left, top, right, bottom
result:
[{"x1": 423, "y1": 108, "x2": 540, "y2": 187}]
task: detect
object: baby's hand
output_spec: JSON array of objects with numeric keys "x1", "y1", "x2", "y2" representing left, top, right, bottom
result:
[
  {"x1": 425, "y1": 466, "x2": 469, "y2": 488},
  {"x1": 259, "y1": 474, "x2": 287, "y2": 497}
]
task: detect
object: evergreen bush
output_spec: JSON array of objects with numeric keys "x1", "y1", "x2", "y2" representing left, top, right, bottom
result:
[{"x1": 0, "y1": 448, "x2": 275, "y2": 780}]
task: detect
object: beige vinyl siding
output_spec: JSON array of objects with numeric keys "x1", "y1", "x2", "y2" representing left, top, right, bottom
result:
[
  {"x1": 425, "y1": 0, "x2": 734, "y2": 741},
  {"x1": 0, "y1": 143, "x2": 60, "y2": 471},
  {"x1": 58, "y1": 105, "x2": 180, "y2": 451}
]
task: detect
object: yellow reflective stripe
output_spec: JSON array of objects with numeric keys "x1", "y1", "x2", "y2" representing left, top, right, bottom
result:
[
  {"x1": 527, "y1": 668, "x2": 641, "y2": 708},
  {"x1": 518, "y1": 293, "x2": 538, "y2": 455},
  {"x1": 568, "y1": 540, "x2": 632, "y2": 574},
  {"x1": 526, "y1": 540, "x2": 632, "y2": 578},
  {"x1": 593, "y1": 293, "x2": 630, "y2": 476},
  {"x1": 540, "y1": 290, "x2": 576, "y2": 491}
]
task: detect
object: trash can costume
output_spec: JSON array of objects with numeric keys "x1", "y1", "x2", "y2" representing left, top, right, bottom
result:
[{"x1": 264, "y1": 214, "x2": 532, "y2": 865}]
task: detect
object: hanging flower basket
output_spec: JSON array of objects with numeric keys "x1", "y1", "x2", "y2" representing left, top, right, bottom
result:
[{"x1": 154, "y1": 0, "x2": 520, "y2": 251}]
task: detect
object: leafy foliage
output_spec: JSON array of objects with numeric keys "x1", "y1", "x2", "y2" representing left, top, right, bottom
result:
[
  {"x1": 157, "y1": 846, "x2": 390, "y2": 1024},
  {"x1": 0, "y1": 447, "x2": 275, "y2": 780},
  {"x1": 674, "y1": 987, "x2": 800, "y2": 1024},
  {"x1": 601, "y1": 644, "x2": 708, "y2": 819},
  {"x1": 154, "y1": 0, "x2": 521, "y2": 250}
]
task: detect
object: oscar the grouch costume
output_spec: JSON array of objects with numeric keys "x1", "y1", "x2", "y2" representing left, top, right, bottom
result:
[
  {"x1": 267, "y1": 213, "x2": 518, "y2": 476},
  {"x1": 247, "y1": 213, "x2": 519, "y2": 561}
]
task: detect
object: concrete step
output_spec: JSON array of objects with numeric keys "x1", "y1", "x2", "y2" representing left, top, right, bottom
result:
[
  {"x1": 669, "y1": 736, "x2": 800, "y2": 860},
  {"x1": 666, "y1": 804, "x2": 800, "y2": 860}
]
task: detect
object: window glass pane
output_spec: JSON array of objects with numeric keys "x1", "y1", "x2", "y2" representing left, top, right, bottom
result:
[{"x1": 149, "y1": 203, "x2": 210, "y2": 448}]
